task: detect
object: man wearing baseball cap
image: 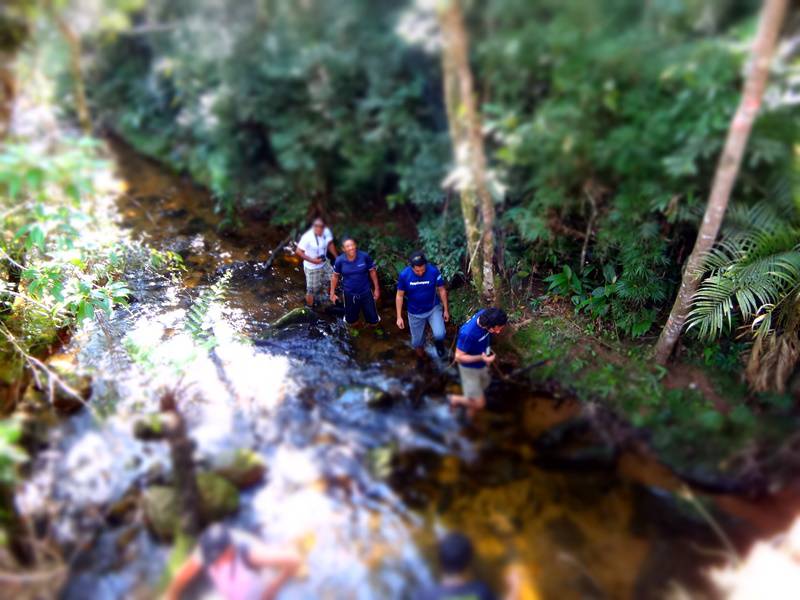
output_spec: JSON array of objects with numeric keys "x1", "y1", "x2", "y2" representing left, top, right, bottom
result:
[{"x1": 396, "y1": 251, "x2": 450, "y2": 359}]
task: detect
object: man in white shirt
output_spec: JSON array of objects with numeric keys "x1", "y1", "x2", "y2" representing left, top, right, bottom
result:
[{"x1": 295, "y1": 217, "x2": 338, "y2": 307}]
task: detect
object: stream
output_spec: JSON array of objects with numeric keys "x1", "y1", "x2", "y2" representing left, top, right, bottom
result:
[{"x1": 14, "y1": 142, "x2": 763, "y2": 599}]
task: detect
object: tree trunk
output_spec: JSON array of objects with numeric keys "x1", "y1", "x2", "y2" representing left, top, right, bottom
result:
[
  {"x1": 53, "y1": 14, "x2": 91, "y2": 133},
  {"x1": 159, "y1": 391, "x2": 202, "y2": 536},
  {"x1": 438, "y1": 0, "x2": 495, "y2": 301},
  {"x1": 654, "y1": 0, "x2": 787, "y2": 364},
  {"x1": 0, "y1": 54, "x2": 15, "y2": 139}
]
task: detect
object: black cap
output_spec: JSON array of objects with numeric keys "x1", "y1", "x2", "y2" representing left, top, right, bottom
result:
[
  {"x1": 199, "y1": 524, "x2": 232, "y2": 564},
  {"x1": 438, "y1": 532, "x2": 474, "y2": 574},
  {"x1": 409, "y1": 251, "x2": 427, "y2": 267}
]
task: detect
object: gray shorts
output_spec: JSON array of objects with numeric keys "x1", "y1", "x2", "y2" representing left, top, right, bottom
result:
[
  {"x1": 458, "y1": 364, "x2": 490, "y2": 400},
  {"x1": 304, "y1": 262, "x2": 332, "y2": 295}
]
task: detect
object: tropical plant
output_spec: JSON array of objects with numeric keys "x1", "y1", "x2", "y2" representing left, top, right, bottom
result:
[{"x1": 686, "y1": 198, "x2": 800, "y2": 391}]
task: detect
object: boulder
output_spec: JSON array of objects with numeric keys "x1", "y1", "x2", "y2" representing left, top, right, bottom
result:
[
  {"x1": 132, "y1": 413, "x2": 180, "y2": 441},
  {"x1": 212, "y1": 449, "x2": 268, "y2": 489},
  {"x1": 270, "y1": 307, "x2": 316, "y2": 330},
  {"x1": 142, "y1": 485, "x2": 178, "y2": 540},
  {"x1": 197, "y1": 472, "x2": 240, "y2": 523},
  {"x1": 338, "y1": 385, "x2": 396, "y2": 409},
  {"x1": 142, "y1": 473, "x2": 240, "y2": 540}
]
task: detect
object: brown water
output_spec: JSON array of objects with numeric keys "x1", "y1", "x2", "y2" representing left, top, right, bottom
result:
[{"x1": 17, "y1": 142, "x2": 770, "y2": 599}]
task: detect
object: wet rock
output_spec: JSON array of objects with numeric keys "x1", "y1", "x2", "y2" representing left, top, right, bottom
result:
[
  {"x1": 338, "y1": 385, "x2": 395, "y2": 409},
  {"x1": 106, "y1": 491, "x2": 140, "y2": 526},
  {"x1": 271, "y1": 307, "x2": 316, "y2": 330},
  {"x1": 133, "y1": 413, "x2": 180, "y2": 441},
  {"x1": 142, "y1": 485, "x2": 178, "y2": 540},
  {"x1": 197, "y1": 472, "x2": 240, "y2": 522},
  {"x1": 212, "y1": 449, "x2": 268, "y2": 490},
  {"x1": 142, "y1": 473, "x2": 239, "y2": 540}
]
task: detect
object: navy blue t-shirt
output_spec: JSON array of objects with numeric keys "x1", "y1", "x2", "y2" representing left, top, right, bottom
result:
[
  {"x1": 334, "y1": 250, "x2": 376, "y2": 295},
  {"x1": 456, "y1": 309, "x2": 491, "y2": 369},
  {"x1": 416, "y1": 580, "x2": 496, "y2": 600},
  {"x1": 397, "y1": 264, "x2": 445, "y2": 315}
]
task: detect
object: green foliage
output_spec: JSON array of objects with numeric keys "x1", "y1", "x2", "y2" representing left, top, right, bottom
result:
[
  {"x1": 478, "y1": 0, "x2": 795, "y2": 335},
  {"x1": 86, "y1": 0, "x2": 449, "y2": 226},
  {"x1": 0, "y1": 419, "x2": 26, "y2": 487},
  {"x1": 0, "y1": 139, "x2": 132, "y2": 328},
  {"x1": 0, "y1": 137, "x2": 148, "y2": 397},
  {"x1": 513, "y1": 314, "x2": 796, "y2": 473},
  {"x1": 543, "y1": 265, "x2": 583, "y2": 298},
  {"x1": 185, "y1": 271, "x2": 232, "y2": 347},
  {"x1": 687, "y1": 199, "x2": 800, "y2": 341}
]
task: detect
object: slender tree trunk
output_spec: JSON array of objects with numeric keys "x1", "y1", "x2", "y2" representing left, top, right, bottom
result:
[
  {"x1": 438, "y1": 0, "x2": 495, "y2": 301},
  {"x1": 654, "y1": 0, "x2": 788, "y2": 364},
  {"x1": 53, "y1": 13, "x2": 91, "y2": 133},
  {"x1": 0, "y1": 54, "x2": 15, "y2": 139}
]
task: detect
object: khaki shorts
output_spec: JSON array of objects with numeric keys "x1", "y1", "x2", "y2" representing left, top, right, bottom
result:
[
  {"x1": 304, "y1": 262, "x2": 332, "y2": 295},
  {"x1": 458, "y1": 365, "x2": 491, "y2": 400}
]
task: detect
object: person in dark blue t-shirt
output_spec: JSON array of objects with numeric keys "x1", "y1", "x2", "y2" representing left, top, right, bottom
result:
[
  {"x1": 396, "y1": 251, "x2": 450, "y2": 359},
  {"x1": 330, "y1": 237, "x2": 381, "y2": 325},
  {"x1": 449, "y1": 307, "x2": 508, "y2": 418},
  {"x1": 416, "y1": 532, "x2": 522, "y2": 600}
]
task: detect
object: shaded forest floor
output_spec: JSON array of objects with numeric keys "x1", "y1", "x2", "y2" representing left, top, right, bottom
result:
[{"x1": 501, "y1": 293, "x2": 800, "y2": 493}]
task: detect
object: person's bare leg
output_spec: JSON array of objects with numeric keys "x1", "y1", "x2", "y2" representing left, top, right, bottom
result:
[
  {"x1": 448, "y1": 393, "x2": 466, "y2": 407},
  {"x1": 415, "y1": 347, "x2": 425, "y2": 359},
  {"x1": 305, "y1": 292, "x2": 314, "y2": 307},
  {"x1": 467, "y1": 395, "x2": 486, "y2": 419}
]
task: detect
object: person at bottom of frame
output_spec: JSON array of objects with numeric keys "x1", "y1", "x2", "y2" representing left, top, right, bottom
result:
[{"x1": 164, "y1": 523, "x2": 301, "y2": 600}]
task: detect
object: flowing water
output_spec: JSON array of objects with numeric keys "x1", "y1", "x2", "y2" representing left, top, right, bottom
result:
[{"x1": 16, "y1": 143, "x2": 766, "y2": 599}]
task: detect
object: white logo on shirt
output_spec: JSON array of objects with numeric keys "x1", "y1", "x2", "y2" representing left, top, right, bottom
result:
[{"x1": 409, "y1": 281, "x2": 430, "y2": 286}]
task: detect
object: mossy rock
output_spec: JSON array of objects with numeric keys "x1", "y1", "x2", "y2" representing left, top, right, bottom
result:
[
  {"x1": 142, "y1": 485, "x2": 179, "y2": 540},
  {"x1": 197, "y1": 472, "x2": 239, "y2": 522},
  {"x1": 212, "y1": 449, "x2": 267, "y2": 490},
  {"x1": 142, "y1": 474, "x2": 240, "y2": 540},
  {"x1": 337, "y1": 385, "x2": 394, "y2": 409},
  {"x1": 133, "y1": 413, "x2": 179, "y2": 441},
  {"x1": 271, "y1": 307, "x2": 316, "y2": 330}
]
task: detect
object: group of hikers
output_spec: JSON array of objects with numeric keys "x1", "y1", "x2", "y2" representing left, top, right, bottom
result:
[
  {"x1": 164, "y1": 219, "x2": 515, "y2": 599},
  {"x1": 166, "y1": 524, "x2": 522, "y2": 600},
  {"x1": 295, "y1": 217, "x2": 508, "y2": 418}
]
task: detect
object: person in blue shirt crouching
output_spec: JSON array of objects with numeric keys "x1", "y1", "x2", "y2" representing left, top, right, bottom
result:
[
  {"x1": 330, "y1": 236, "x2": 381, "y2": 326},
  {"x1": 448, "y1": 307, "x2": 508, "y2": 418},
  {"x1": 395, "y1": 251, "x2": 450, "y2": 359}
]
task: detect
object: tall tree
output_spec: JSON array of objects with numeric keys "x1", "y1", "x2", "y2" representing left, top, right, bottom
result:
[
  {"x1": 654, "y1": 0, "x2": 788, "y2": 364},
  {"x1": 438, "y1": 0, "x2": 496, "y2": 301}
]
